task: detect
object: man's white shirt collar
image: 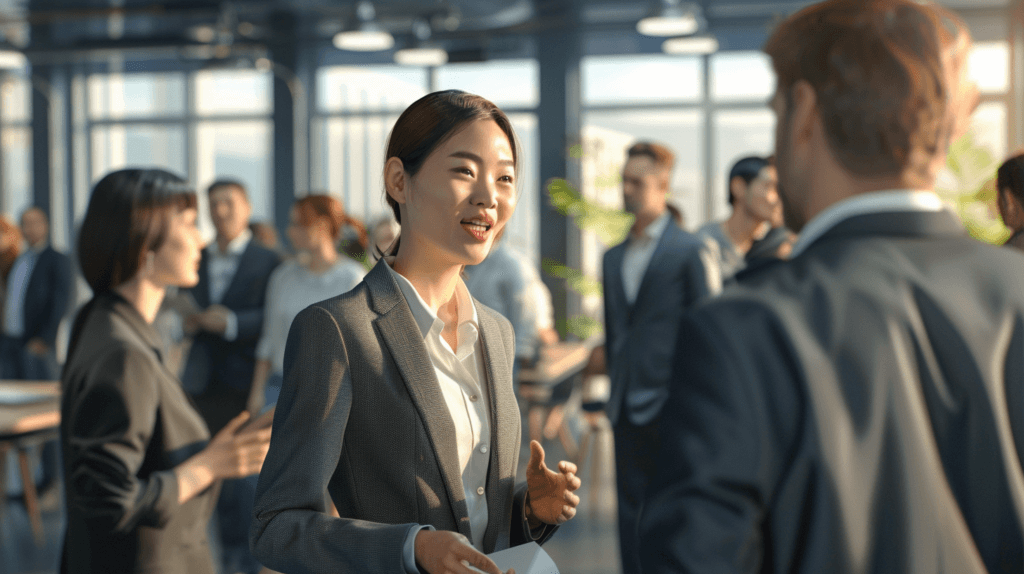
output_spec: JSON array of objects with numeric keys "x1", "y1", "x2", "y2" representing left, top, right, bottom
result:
[
  {"x1": 632, "y1": 211, "x2": 672, "y2": 244},
  {"x1": 215, "y1": 228, "x2": 252, "y2": 256},
  {"x1": 789, "y1": 189, "x2": 947, "y2": 257}
]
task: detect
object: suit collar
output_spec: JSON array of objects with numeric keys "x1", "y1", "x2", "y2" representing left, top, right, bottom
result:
[
  {"x1": 790, "y1": 189, "x2": 944, "y2": 256},
  {"x1": 215, "y1": 239, "x2": 262, "y2": 305},
  {"x1": 799, "y1": 209, "x2": 965, "y2": 254},
  {"x1": 100, "y1": 290, "x2": 164, "y2": 360},
  {"x1": 631, "y1": 218, "x2": 683, "y2": 308}
]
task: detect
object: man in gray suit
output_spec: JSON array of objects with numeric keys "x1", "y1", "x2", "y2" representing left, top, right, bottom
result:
[
  {"x1": 601, "y1": 141, "x2": 719, "y2": 573},
  {"x1": 641, "y1": 1, "x2": 1023, "y2": 572}
]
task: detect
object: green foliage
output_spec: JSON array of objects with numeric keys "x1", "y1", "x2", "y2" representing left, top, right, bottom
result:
[
  {"x1": 542, "y1": 258, "x2": 603, "y2": 298},
  {"x1": 559, "y1": 315, "x2": 603, "y2": 341},
  {"x1": 936, "y1": 129, "x2": 1011, "y2": 245},
  {"x1": 546, "y1": 178, "x2": 634, "y2": 246}
]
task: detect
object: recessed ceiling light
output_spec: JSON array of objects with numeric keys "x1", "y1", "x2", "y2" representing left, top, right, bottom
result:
[
  {"x1": 394, "y1": 47, "x2": 448, "y2": 66},
  {"x1": 637, "y1": 1, "x2": 701, "y2": 37},
  {"x1": 662, "y1": 35, "x2": 719, "y2": 54}
]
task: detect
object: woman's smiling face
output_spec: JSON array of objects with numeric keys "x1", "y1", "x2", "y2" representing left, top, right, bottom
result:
[{"x1": 389, "y1": 118, "x2": 517, "y2": 267}]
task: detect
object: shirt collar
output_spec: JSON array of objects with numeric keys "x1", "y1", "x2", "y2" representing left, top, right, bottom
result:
[
  {"x1": 214, "y1": 228, "x2": 252, "y2": 256},
  {"x1": 28, "y1": 241, "x2": 48, "y2": 255},
  {"x1": 632, "y1": 211, "x2": 672, "y2": 243},
  {"x1": 789, "y1": 189, "x2": 945, "y2": 257},
  {"x1": 384, "y1": 257, "x2": 479, "y2": 340}
]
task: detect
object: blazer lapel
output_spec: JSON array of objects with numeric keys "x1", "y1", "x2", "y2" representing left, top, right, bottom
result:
[
  {"x1": 605, "y1": 242, "x2": 629, "y2": 319},
  {"x1": 808, "y1": 209, "x2": 965, "y2": 248},
  {"x1": 630, "y1": 220, "x2": 679, "y2": 320},
  {"x1": 366, "y1": 261, "x2": 473, "y2": 539},
  {"x1": 477, "y1": 307, "x2": 518, "y2": 552}
]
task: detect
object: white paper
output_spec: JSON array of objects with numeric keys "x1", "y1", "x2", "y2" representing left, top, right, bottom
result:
[{"x1": 466, "y1": 542, "x2": 560, "y2": 574}]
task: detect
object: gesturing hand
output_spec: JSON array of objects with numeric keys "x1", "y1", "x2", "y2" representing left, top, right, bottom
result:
[
  {"x1": 525, "y1": 440, "x2": 582, "y2": 525},
  {"x1": 414, "y1": 530, "x2": 514, "y2": 574}
]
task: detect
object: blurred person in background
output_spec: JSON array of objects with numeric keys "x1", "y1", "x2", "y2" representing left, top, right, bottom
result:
[
  {"x1": 248, "y1": 194, "x2": 368, "y2": 416},
  {"x1": 61, "y1": 168, "x2": 271, "y2": 574},
  {"x1": 996, "y1": 152, "x2": 1024, "y2": 251},
  {"x1": 602, "y1": 141, "x2": 720, "y2": 574},
  {"x1": 0, "y1": 216, "x2": 22, "y2": 326},
  {"x1": 697, "y1": 155, "x2": 779, "y2": 282},
  {"x1": 1, "y1": 206, "x2": 72, "y2": 381},
  {"x1": 180, "y1": 178, "x2": 281, "y2": 574},
  {"x1": 249, "y1": 220, "x2": 284, "y2": 256},
  {"x1": 744, "y1": 197, "x2": 797, "y2": 268},
  {"x1": 368, "y1": 214, "x2": 401, "y2": 264},
  {"x1": 251, "y1": 90, "x2": 580, "y2": 574},
  {"x1": 640, "y1": 1, "x2": 1023, "y2": 572}
]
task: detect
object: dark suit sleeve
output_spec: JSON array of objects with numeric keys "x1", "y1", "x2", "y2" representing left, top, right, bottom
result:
[
  {"x1": 40, "y1": 251, "x2": 72, "y2": 346},
  {"x1": 232, "y1": 253, "x2": 280, "y2": 343},
  {"x1": 601, "y1": 250, "x2": 616, "y2": 372},
  {"x1": 64, "y1": 347, "x2": 181, "y2": 534},
  {"x1": 250, "y1": 305, "x2": 415, "y2": 574},
  {"x1": 638, "y1": 311, "x2": 774, "y2": 574}
]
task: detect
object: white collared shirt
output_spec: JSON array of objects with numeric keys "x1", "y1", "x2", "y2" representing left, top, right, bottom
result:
[
  {"x1": 789, "y1": 189, "x2": 946, "y2": 257},
  {"x1": 205, "y1": 228, "x2": 251, "y2": 341},
  {"x1": 621, "y1": 211, "x2": 671, "y2": 305},
  {"x1": 387, "y1": 262, "x2": 492, "y2": 551},
  {"x1": 2, "y1": 241, "x2": 46, "y2": 337}
]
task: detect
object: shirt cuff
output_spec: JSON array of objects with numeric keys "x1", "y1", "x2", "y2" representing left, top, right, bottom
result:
[
  {"x1": 403, "y1": 524, "x2": 435, "y2": 574},
  {"x1": 223, "y1": 310, "x2": 238, "y2": 341},
  {"x1": 522, "y1": 492, "x2": 546, "y2": 541}
]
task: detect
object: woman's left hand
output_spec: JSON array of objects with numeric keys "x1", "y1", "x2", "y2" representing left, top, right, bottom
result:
[{"x1": 524, "y1": 440, "x2": 582, "y2": 525}]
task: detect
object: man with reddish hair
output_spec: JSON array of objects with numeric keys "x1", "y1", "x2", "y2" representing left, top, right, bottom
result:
[{"x1": 641, "y1": 1, "x2": 1022, "y2": 572}]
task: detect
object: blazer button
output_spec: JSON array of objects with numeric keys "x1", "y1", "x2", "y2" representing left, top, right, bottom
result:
[
  {"x1": 480, "y1": 445, "x2": 488, "y2": 454},
  {"x1": 477, "y1": 486, "x2": 485, "y2": 496},
  {"x1": 470, "y1": 394, "x2": 479, "y2": 402}
]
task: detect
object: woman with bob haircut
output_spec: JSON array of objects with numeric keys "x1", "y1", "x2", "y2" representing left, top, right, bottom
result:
[
  {"x1": 60, "y1": 168, "x2": 272, "y2": 574},
  {"x1": 251, "y1": 90, "x2": 581, "y2": 574}
]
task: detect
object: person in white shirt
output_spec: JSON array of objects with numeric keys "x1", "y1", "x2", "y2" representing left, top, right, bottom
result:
[
  {"x1": 251, "y1": 90, "x2": 581, "y2": 574},
  {"x1": 247, "y1": 194, "x2": 368, "y2": 414}
]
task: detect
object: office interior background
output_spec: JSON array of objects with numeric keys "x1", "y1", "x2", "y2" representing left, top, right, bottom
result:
[{"x1": 0, "y1": 0, "x2": 1017, "y2": 572}]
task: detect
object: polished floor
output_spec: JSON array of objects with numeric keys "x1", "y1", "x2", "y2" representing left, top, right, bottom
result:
[{"x1": 1, "y1": 408, "x2": 622, "y2": 574}]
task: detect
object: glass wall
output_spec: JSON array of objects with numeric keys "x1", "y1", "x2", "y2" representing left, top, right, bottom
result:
[
  {"x1": 1, "y1": 72, "x2": 32, "y2": 220},
  {"x1": 79, "y1": 68, "x2": 273, "y2": 241}
]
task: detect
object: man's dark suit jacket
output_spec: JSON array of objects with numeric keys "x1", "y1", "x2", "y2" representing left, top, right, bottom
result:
[
  {"x1": 250, "y1": 260, "x2": 555, "y2": 574},
  {"x1": 21, "y1": 245, "x2": 72, "y2": 348},
  {"x1": 640, "y1": 210, "x2": 1024, "y2": 573},
  {"x1": 181, "y1": 239, "x2": 280, "y2": 399},
  {"x1": 602, "y1": 218, "x2": 716, "y2": 427},
  {"x1": 60, "y1": 292, "x2": 217, "y2": 574}
]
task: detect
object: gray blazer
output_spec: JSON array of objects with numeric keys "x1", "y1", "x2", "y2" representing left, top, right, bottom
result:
[{"x1": 250, "y1": 260, "x2": 554, "y2": 573}]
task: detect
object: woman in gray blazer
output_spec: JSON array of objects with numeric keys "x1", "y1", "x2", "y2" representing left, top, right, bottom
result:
[
  {"x1": 60, "y1": 169, "x2": 272, "y2": 574},
  {"x1": 251, "y1": 91, "x2": 582, "y2": 574}
]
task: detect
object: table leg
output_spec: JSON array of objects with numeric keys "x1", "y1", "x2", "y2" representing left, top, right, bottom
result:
[{"x1": 16, "y1": 447, "x2": 45, "y2": 546}]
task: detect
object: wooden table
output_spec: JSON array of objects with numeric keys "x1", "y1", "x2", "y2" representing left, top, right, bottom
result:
[{"x1": 0, "y1": 380, "x2": 61, "y2": 546}]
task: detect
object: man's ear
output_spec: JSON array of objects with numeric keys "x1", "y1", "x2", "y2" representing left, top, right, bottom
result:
[
  {"x1": 384, "y1": 157, "x2": 408, "y2": 205},
  {"x1": 789, "y1": 80, "x2": 819, "y2": 146}
]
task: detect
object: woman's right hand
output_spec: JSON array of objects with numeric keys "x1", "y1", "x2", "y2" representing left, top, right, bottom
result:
[
  {"x1": 203, "y1": 411, "x2": 273, "y2": 480},
  {"x1": 414, "y1": 530, "x2": 513, "y2": 574}
]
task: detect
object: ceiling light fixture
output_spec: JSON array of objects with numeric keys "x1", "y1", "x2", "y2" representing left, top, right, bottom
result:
[
  {"x1": 394, "y1": 19, "x2": 448, "y2": 66},
  {"x1": 333, "y1": 1, "x2": 394, "y2": 52},
  {"x1": 662, "y1": 34, "x2": 719, "y2": 55},
  {"x1": 637, "y1": 0, "x2": 700, "y2": 37}
]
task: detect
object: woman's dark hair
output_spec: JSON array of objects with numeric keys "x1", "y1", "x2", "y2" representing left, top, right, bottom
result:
[
  {"x1": 78, "y1": 168, "x2": 197, "y2": 294},
  {"x1": 381, "y1": 89, "x2": 519, "y2": 256},
  {"x1": 997, "y1": 153, "x2": 1024, "y2": 207}
]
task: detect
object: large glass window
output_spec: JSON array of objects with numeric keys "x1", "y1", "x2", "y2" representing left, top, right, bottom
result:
[
  {"x1": 78, "y1": 68, "x2": 274, "y2": 240},
  {"x1": 435, "y1": 60, "x2": 540, "y2": 108},
  {"x1": 582, "y1": 55, "x2": 702, "y2": 104},
  {"x1": 1, "y1": 73, "x2": 31, "y2": 219},
  {"x1": 711, "y1": 52, "x2": 774, "y2": 102},
  {"x1": 317, "y1": 66, "x2": 428, "y2": 114}
]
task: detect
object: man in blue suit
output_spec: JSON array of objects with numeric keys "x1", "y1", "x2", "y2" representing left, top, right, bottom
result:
[
  {"x1": 601, "y1": 142, "x2": 720, "y2": 573},
  {"x1": 1, "y1": 206, "x2": 72, "y2": 381},
  {"x1": 181, "y1": 179, "x2": 280, "y2": 574}
]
